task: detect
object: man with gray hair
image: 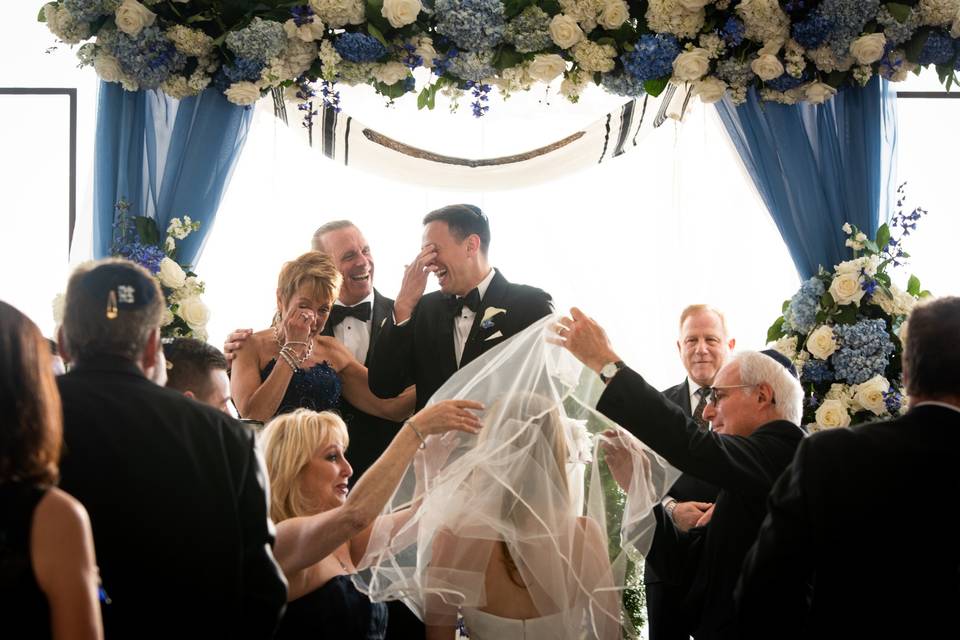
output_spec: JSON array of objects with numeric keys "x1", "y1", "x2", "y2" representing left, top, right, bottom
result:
[
  {"x1": 57, "y1": 259, "x2": 287, "y2": 638},
  {"x1": 737, "y1": 296, "x2": 960, "y2": 639},
  {"x1": 557, "y1": 307, "x2": 805, "y2": 640}
]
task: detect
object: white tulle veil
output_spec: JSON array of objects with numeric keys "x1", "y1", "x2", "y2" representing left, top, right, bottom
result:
[{"x1": 354, "y1": 316, "x2": 680, "y2": 638}]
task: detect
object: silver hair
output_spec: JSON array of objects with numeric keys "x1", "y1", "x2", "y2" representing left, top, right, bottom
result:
[
  {"x1": 311, "y1": 220, "x2": 356, "y2": 251},
  {"x1": 731, "y1": 351, "x2": 803, "y2": 425}
]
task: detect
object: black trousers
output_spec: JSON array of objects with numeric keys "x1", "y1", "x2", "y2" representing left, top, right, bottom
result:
[
  {"x1": 384, "y1": 600, "x2": 424, "y2": 640},
  {"x1": 646, "y1": 581, "x2": 692, "y2": 640}
]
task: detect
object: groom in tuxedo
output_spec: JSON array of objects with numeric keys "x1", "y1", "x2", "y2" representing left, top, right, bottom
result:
[{"x1": 368, "y1": 204, "x2": 554, "y2": 411}]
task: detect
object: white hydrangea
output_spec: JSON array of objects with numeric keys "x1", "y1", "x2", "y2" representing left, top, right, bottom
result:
[
  {"x1": 559, "y1": 0, "x2": 607, "y2": 33},
  {"x1": 283, "y1": 38, "x2": 320, "y2": 77},
  {"x1": 560, "y1": 70, "x2": 590, "y2": 103},
  {"x1": 373, "y1": 61, "x2": 410, "y2": 86},
  {"x1": 44, "y1": 3, "x2": 91, "y2": 44},
  {"x1": 166, "y1": 25, "x2": 215, "y2": 57},
  {"x1": 873, "y1": 285, "x2": 917, "y2": 316},
  {"x1": 852, "y1": 65, "x2": 873, "y2": 86},
  {"x1": 309, "y1": 0, "x2": 365, "y2": 28},
  {"x1": 646, "y1": 0, "x2": 707, "y2": 39},
  {"x1": 771, "y1": 335, "x2": 798, "y2": 360},
  {"x1": 784, "y1": 40, "x2": 806, "y2": 77},
  {"x1": 698, "y1": 32, "x2": 725, "y2": 58},
  {"x1": 825, "y1": 383, "x2": 854, "y2": 407},
  {"x1": 162, "y1": 75, "x2": 198, "y2": 99},
  {"x1": 572, "y1": 40, "x2": 617, "y2": 72},
  {"x1": 918, "y1": 0, "x2": 960, "y2": 26},
  {"x1": 728, "y1": 84, "x2": 748, "y2": 105},
  {"x1": 284, "y1": 17, "x2": 326, "y2": 42},
  {"x1": 759, "y1": 87, "x2": 804, "y2": 104},
  {"x1": 807, "y1": 46, "x2": 854, "y2": 73},
  {"x1": 491, "y1": 63, "x2": 533, "y2": 96},
  {"x1": 337, "y1": 61, "x2": 376, "y2": 85},
  {"x1": 736, "y1": 0, "x2": 790, "y2": 45},
  {"x1": 412, "y1": 36, "x2": 438, "y2": 68}
]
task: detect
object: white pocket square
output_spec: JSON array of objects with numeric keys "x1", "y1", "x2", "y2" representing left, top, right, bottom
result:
[{"x1": 484, "y1": 330, "x2": 504, "y2": 341}]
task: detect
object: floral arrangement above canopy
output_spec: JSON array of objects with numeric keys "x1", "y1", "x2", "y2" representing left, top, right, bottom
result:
[{"x1": 41, "y1": 0, "x2": 960, "y2": 114}]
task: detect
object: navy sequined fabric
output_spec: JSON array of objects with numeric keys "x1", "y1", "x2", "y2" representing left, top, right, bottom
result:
[{"x1": 261, "y1": 360, "x2": 342, "y2": 416}]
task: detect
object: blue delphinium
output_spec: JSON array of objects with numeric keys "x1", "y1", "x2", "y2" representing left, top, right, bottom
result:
[
  {"x1": 225, "y1": 17, "x2": 287, "y2": 63},
  {"x1": 435, "y1": 0, "x2": 506, "y2": 52},
  {"x1": 334, "y1": 32, "x2": 388, "y2": 62},
  {"x1": 447, "y1": 49, "x2": 497, "y2": 82},
  {"x1": 816, "y1": 0, "x2": 881, "y2": 57},
  {"x1": 800, "y1": 359, "x2": 834, "y2": 384},
  {"x1": 117, "y1": 243, "x2": 166, "y2": 275},
  {"x1": 466, "y1": 81, "x2": 491, "y2": 118},
  {"x1": 621, "y1": 34, "x2": 681, "y2": 83},
  {"x1": 783, "y1": 277, "x2": 825, "y2": 334},
  {"x1": 504, "y1": 6, "x2": 552, "y2": 54},
  {"x1": 64, "y1": 0, "x2": 119, "y2": 22},
  {"x1": 766, "y1": 69, "x2": 809, "y2": 92},
  {"x1": 720, "y1": 17, "x2": 746, "y2": 47},
  {"x1": 290, "y1": 5, "x2": 316, "y2": 27},
  {"x1": 601, "y1": 71, "x2": 647, "y2": 97},
  {"x1": 832, "y1": 318, "x2": 895, "y2": 385},
  {"x1": 918, "y1": 30, "x2": 956, "y2": 66},
  {"x1": 110, "y1": 26, "x2": 187, "y2": 89},
  {"x1": 791, "y1": 15, "x2": 834, "y2": 50},
  {"x1": 883, "y1": 388, "x2": 903, "y2": 414}
]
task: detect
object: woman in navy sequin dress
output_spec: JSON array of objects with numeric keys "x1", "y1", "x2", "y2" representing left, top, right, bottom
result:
[{"x1": 231, "y1": 251, "x2": 414, "y2": 423}]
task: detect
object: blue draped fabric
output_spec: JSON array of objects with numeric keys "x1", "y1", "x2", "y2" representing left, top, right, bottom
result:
[
  {"x1": 93, "y1": 81, "x2": 254, "y2": 267},
  {"x1": 715, "y1": 76, "x2": 898, "y2": 279}
]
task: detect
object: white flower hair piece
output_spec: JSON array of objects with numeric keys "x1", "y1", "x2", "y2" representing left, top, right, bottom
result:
[{"x1": 565, "y1": 418, "x2": 594, "y2": 464}]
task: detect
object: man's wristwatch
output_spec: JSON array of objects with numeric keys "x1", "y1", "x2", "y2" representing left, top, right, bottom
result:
[
  {"x1": 664, "y1": 498, "x2": 679, "y2": 523},
  {"x1": 599, "y1": 360, "x2": 625, "y2": 384}
]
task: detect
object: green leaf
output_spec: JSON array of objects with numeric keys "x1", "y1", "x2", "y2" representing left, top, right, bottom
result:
[
  {"x1": 417, "y1": 87, "x2": 429, "y2": 110},
  {"x1": 875, "y1": 271, "x2": 891, "y2": 287},
  {"x1": 835, "y1": 304, "x2": 858, "y2": 325},
  {"x1": 766, "y1": 317, "x2": 786, "y2": 344},
  {"x1": 365, "y1": 0, "x2": 391, "y2": 36},
  {"x1": 38, "y1": 6, "x2": 47, "y2": 22},
  {"x1": 820, "y1": 291, "x2": 835, "y2": 310},
  {"x1": 824, "y1": 70, "x2": 850, "y2": 88},
  {"x1": 643, "y1": 78, "x2": 669, "y2": 97},
  {"x1": 133, "y1": 216, "x2": 160, "y2": 246},
  {"x1": 367, "y1": 23, "x2": 389, "y2": 49},
  {"x1": 863, "y1": 239, "x2": 879, "y2": 254},
  {"x1": 920, "y1": 289, "x2": 933, "y2": 298},
  {"x1": 875, "y1": 223, "x2": 890, "y2": 251},
  {"x1": 375, "y1": 79, "x2": 412, "y2": 100},
  {"x1": 886, "y1": 3, "x2": 911, "y2": 23},
  {"x1": 907, "y1": 274, "x2": 921, "y2": 296},
  {"x1": 503, "y1": 0, "x2": 534, "y2": 20},
  {"x1": 781, "y1": 299, "x2": 791, "y2": 313},
  {"x1": 904, "y1": 28, "x2": 930, "y2": 65},
  {"x1": 492, "y1": 45, "x2": 524, "y2": 71},
  {"x1": 540, "y1": 0, "x2": 562, "y2": 14}
]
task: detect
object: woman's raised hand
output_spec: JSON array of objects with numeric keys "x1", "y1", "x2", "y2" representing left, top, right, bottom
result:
[
  {"x1": 411, "y1": 399, "x2": 484, "y2": 437},
  {"x1": 282, "y1": 308, "x2": 316, "y2": 344}
]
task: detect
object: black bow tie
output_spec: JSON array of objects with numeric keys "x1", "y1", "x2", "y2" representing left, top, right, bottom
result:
[
  {"x1": 329, "y1": 301, "x2": 371, "y2": 327},
  {"x1": 449, "y1": 288, "x2": 481, "y2": 316}
]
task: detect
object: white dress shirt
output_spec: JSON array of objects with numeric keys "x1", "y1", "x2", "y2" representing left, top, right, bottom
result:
[
  {"x1": 333, "y1": 291, "x2": 374, "y2": 364},
  {"x1": 454, "y1": 268, "x2": 496, "y2": 366}
]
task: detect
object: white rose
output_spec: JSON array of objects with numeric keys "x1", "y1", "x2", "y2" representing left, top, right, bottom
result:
[
  {"x1": 598, "y1": 0, "x2": 629, "y2": 30},
  {"x1": 692, "y1": 76, "x2": 728, "y2": 103},
  {"x1": 381, "y1": 0, "x2": 421, "y2": 28},
  {"x1": 678, "y1": 0, "x2": 712, "y2": 9},
  {"x1": 829, "y1": 271, "x2": 866, "y2": 306},
  {"x1": 842, "y1": 222, "x2": 853, "y2": 234},
  {"x1": 853, "y1": 375, "x2": 890, "y2": 416},
  {"x1": 373, "y1": 61, "x2": 409, "y2": 86},
  {"x1": 177, "y1": 296, "x2": 210, "y2": 331},
  {"x1": 224, "y1": 81, "x2": 262, "y2": 105},
  {"x1": 849, "y1": 33, "x2": 886, "y2": 65},
  {"x1": 94, "y1": 54, "x2": 123, "y2": 83},
  {"x1": 115, "y1": 0, "x2": 156, "y2": 37},
  {"x1": 815, "y1": 399, "x2": 851, "y2": 429},
  {"x1": 550, "y1": 14, "x2": 584, "y2": 49},
  {"x1": 805, "y1": 81, "x2": 837, "y2": 104},
  {"x1": 160, "y1": 307, "x2": 175, "y2": 327},
  {"x1": 415, "y1": 38, "x2": 437, "y2": 68},
  {"x1": 672, "y1": 48, "x2": 711, "y2": 81},
  {"x1": 528, "y1": 54, "x2": 567, "y2": 83},
  {"x1": 158, "y1": 257, "x2": 187, "y2": 289},
  {"x1": 751, "y1": 53, "x2": 785, "y2": 81},
  {"x1": 806, "y1": 325, "x2": 838, "y2": 360}
]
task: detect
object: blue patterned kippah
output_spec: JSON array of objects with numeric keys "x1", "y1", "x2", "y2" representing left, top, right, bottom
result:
[
  {"x1": 760, "y1": 348, "x2": 799, "y2": 379},
  {"x1": 77, "y1": 262, "x2": 157, "y2": 312}
]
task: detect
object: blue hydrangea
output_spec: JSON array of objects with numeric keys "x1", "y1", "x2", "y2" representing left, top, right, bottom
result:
[
  {"x1": 918, "y1": 30, "x2": 956, "y2": 66},
  {"x1": 831, "y1": 318, "x2": 895, "y2": 385},
  {"x1": 816, "y1": 0, "x2": 881, "y2": 57},
  {"x1": 435, "y1": 0, "x2": 505, "y2": 51},
  {"x1": 601, "y1": 71, "x2": 647, "y2": 97},
  {"x1": 721, "y1": 17, "x2": 746, "y2": 47},
  {"x1": 783, "y1": 277, "x2": 825, "y2": 335},
  {"x1": 791, "y1": 15, "x2": 834, "y2": 50},
  {"x1": 715, "y1": 58, "x2": 755, "y2": 86},
  {"x1": 225, "y1": 17, "x2": 287, "y2": 63},
  {"x1": 876, "y1": 6, "x2": 918, "y2": 46},
  {"x1": 504, "y1": 6, "x2": 552, "y2": 54},
  {"x1": 64, "y1": 0, "x2": 119, "y2": 22},
  {"x1": 223, "y1": 57, "x2": 266, "y2": 83},
  {"x1": 447, "y1": 49, "x2": 497, "y2": 82},
  {"x1": 621, "y1": 34, "x2": 680, "y2": 83},
  {"x1": 883, "y1": 389, "x2": 903, "y2": 414},
  {"x1": 800, "y1": 359, "x2": 834, "y2": 384},
  {"x1": 334, "y1": 32, "x2": 388, "y2": 62},
  {"x1": 109, "y1": 26, "x2": 187, "y2": 89},
  {"x1": 117, "y1": 242, "x2": 166, "y2": 275}
]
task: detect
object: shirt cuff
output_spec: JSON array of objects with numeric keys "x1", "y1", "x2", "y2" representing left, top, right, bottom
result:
[{"x1": 392, "y1": 313, "x2": 411, "y2": 327}]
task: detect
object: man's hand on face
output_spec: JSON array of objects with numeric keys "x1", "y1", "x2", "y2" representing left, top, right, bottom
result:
[
  {"x1": 555, "y1": 307, "x2": 621, "y2": 374},
  {"x1": 672, "y1": 501, "x2": 714, "y2": 533},
  {"x1": 223, "y1": 329, "x2": 254, "y2": 363},
  {"x1": 393, "y1": 243, "x2": 438, "y2": 324}
]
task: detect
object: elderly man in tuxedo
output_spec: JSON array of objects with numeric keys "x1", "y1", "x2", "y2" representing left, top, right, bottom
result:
[
  {"x1": 737, "y1": 296, "x2": 960, "y2": 639},
  {"x1": 558, "y1": 308, "x2": 805, "y2": 640},
  {"x1": 645, "y1": 305, "x2": 733, "y2": 640},
  {"x1": 368, "y1": 204, "x2": 553, "y2": 410}
]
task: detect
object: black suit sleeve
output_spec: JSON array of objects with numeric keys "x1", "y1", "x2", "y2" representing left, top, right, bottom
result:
[
  {"x1": 597, "y1": 367, "x2": 787, "y2": 496},
  {"x1": 736, "y1": 438, "x2": 815, "y2": 639},
  {"x1": 368, "y1": 307, "x2": 417, "y2": 399},
  {"x1": 227, "y1": 424, "x2": 288, "y2": 636}
]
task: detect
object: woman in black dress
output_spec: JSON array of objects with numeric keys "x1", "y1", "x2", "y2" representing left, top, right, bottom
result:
[{"x1": 0, "y1": 301, "x2": 102, "y2": 639}]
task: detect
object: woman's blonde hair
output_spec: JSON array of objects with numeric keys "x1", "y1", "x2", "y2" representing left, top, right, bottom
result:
[
  {"x1": 274, "y1": 251, "x2": 343, "y2": 326},
  {"x1": 261, "y1": 409, "x2": 349, "y2": 523}
]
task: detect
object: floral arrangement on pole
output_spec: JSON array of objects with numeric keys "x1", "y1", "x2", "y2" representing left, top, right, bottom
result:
[
  {"x1": 111, "y1": 200, "x2": 211, "y2": 340},
  {"x1": 39, "y1": 1, "x2": 960, "y2": 116},
  {"x1": 766, "y1": 188, "x2": 930, "y2": 431}
]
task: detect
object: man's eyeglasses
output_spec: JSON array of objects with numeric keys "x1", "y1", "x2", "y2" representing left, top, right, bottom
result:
[{"x1": 706, "y1": 384, "x2": 756, "y2": 406}]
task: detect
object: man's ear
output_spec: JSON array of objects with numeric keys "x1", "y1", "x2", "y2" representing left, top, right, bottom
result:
[
  {"x1": 183, "y1": 390, "x2": 196, "y2": 400},
  {"x1": 728, "y1": 337, "x2": 736, "y2": 350},
  {"x1": 141, "y1": 328, "x2": 160, "y2": 372},
  {"x1": 466, "y1": 234, "x2": 480, "y2": 256},
  {"x1": 57, "y1": 325, "x2": 71, "y2": 365},
  {"x1": 756, "y1": 381, "x2": 775, "y2": 406}
]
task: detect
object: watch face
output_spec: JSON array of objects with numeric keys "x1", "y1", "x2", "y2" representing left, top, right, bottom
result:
[{"x1": 601, "y1": 363, "x2": 618, "y2": 378}]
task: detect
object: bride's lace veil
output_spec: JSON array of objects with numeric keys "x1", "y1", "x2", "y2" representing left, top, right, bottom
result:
[{"x1": 354, "y1": 316, "x2": 680, "y2": 638}]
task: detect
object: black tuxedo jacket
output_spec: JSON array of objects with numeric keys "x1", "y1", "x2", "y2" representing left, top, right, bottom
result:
[
  {"x1": 321, "y1": 289, "x2": 401, "y2": 479},
  {"x1": 57, "y1": 357, "x2": 287, "y2": 639},
  {"x1": 644, "y1": 380, "x2": 721, "y2": 586},
  {"x1": 737, "y1": 404, "x2": 960, "y2": 639},
  {"x1": 597, "y1": 367, "x2": 805, "y2": 640},
  {"x1": 369, "y1": 270, "x2": 553, "y2": 410}
]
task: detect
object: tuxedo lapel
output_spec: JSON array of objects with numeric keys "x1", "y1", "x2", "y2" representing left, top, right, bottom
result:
[
  {"x1": 367, "y1": 289, "x2": 392, "y2": 366},
  {"x1": 460, "y1": 270, "x2": 509, "y2": 367}
]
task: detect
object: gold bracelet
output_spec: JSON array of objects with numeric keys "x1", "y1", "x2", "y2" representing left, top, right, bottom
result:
[
  {"x1": 278, "y1": 350, "x2": 298, "y2": 373},
  {"x1": 404, "y1": 420, "x2": 427, "y2": 450}
]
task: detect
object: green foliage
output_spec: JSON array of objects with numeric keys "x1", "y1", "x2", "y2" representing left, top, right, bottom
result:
[
  {"x1": 133, "y1": 216, "x2": 160, "y2": 246},
  {"x1": 767, "y1": 316, "x2": 786, "y2": 343},
  {"x1": 644, "y1": 78, "x2": 669, "y2": 97}
]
